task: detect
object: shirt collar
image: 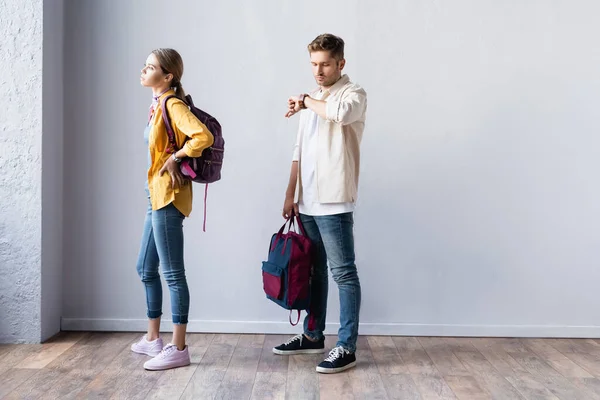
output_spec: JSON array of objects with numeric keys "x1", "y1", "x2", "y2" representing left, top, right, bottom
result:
[
  {"x1": 321, "y1": 74, "x2": 350, "y2": 97},
  {"x1": 152, "y1": 89, "x2": 175, "y2": 107}
]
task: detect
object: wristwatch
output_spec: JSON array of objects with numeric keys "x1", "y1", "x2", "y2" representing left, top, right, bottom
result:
[
  {"x1": 299, "y1": 93, "x2": 308, "y2": 109},
  {"x1": 172, "y1": 153, "x2": 182, "y2": 163}
]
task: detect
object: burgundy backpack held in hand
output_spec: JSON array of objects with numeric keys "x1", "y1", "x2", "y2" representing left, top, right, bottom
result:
[
  {"x1": 161, "y1": 94, "x2": 224, "y2": 231},
  {"x1": 262, "y1": 215, "x2": 316, "y2": 330}
]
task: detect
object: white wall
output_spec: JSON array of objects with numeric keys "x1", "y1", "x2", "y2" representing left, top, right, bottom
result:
[
  {"x1": 41, "y1": 0, "x2": 64, "y2": 342},
  {"x1": 0, "y1": 0, "x2": 44, "y2": 343},
  {"x1": 62, "y1": 0, "x2": 600, "y2": 337}
]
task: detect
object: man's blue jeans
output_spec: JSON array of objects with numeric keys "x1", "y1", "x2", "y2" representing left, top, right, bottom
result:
[{"x1": 300, "y1": 212, "x2": 361, "y2": 353}]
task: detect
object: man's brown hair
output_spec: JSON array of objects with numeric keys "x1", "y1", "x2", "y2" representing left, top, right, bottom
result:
[{"x1": 307, "y1": 34, "x2": 345, "y2": 60}]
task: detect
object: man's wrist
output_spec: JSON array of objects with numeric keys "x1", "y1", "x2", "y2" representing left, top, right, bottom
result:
[{"x1": 299, "y1": 93, "x2": 309, "y2": 109}]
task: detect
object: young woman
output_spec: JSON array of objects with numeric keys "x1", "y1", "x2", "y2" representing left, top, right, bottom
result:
[{"x1": 131, "y1": 48, "x2": 213, "y2": 371}]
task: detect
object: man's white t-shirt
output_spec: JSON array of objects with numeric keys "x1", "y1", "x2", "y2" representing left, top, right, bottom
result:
[{"x1": 298, "y1": 91, "x2": 355, "y2": 216}]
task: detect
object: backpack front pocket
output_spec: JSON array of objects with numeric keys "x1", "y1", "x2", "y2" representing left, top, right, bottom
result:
[{"x1": 262, "y1": 261, "x2": 284, "y2": 300}]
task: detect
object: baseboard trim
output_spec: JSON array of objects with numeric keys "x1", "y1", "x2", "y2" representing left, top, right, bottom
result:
[{"x1": 61, "y1": 318, "x2": 600, "y2": 338}]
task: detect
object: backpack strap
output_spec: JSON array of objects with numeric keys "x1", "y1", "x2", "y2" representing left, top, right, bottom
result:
[
  {"x1": 203, "y1": 183, "x2": 208, "y2": 232},
  {"x1": 160, "y1": 95, "x2": 178, "y2": 154},
  {"x1": 161, "y1": 95, "x2": 215, "y2": 233},
  {"x1": 289, "y1": 310, "x2": 301, "y2": 326}
]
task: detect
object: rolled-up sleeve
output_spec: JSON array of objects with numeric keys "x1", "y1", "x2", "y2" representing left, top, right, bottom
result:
[
  {"x1": 292, "y1": 131, "x2": 301, "y2": 161},
  {"x1": 169, "y1": 100, "x2": 214, "y2": 158},
  {"x1": 292, "y1": 114, "x2": 304, "y2": 161},
  {"x1": 325, "y1": 87, "x2": 367, "y2": 126}
]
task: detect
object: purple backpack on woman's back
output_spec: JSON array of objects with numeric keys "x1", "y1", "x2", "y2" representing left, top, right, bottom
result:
[
  {"x1": 161, "y1": 94, "x2": 224, "y2": 183},
  {"x1": 161, "y1": 94, "x2": 224, "y2": 231}
]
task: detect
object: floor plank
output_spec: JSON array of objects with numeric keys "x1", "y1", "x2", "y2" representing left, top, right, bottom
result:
[
  {"x1": 444, "y1": 375, "x2": 491, "y2": 400},
  {"x1": 0, "y1": 345, "x2": 43, "y2": 376},
  {"x1": 570, "y1": 377, "x2": 600, "y2": 399},
  {"x1": 470, "y1": 338, "x2": 530, "y2": 378},
  {"x1": 41, "y1": 332, "x2": 136, "y2": 399},
  {"x1": 504, "y1": 374, "x2": 560, "y2": 400},
  {"x1": 392, "y1": 337, "x2": 457, "y2": 399},
  {"x1": 249, "y1": 334, "x2": 290, "y2": 400},
  {"x1": 522, "y1": 338, "x2": 594, "y2": 378},
  {"x1": 214, "y1": 334, "x2": 264, "y2": 400},
  {"x1": 380, "y1": 373, "x2": 422, "y2": 400},
  {"x1": 368, "y1": 336, "x2": 409, "y2": 375},
  {"x1": 347, "y1": 336, "x2": 389, "y2": 399},
  {"x1": 108, "y1": 360, "x2": 164, "y2": 400},
  {"x1": 320, "y1": 371, "x2": 356, "y2": 399},
  {"x1": 250, "y1": 372, "x2": 287, "y2": 400},
  {"x1": 508, "y1": 349, "x2": 596, "y2": 400},
  {"x1": 419, "y1": 337, "x2": 470, "y2": 377},
  {"x1": 0, "y1": 344, "x2": 17, "y2": 358},
  {"x1": 5, "y1": 333, "x2": 600, "y2": 400},
  {"x1": 454, "y1": 350, "x2": 525, "y2": 400},
  {"x1": 286, "y1": 353, "x2": 321, "y2": 400},
  {"x1": 548, "y1": 339, "x2": 600, "y2": 356},
  {"x1": 3, "y1": 368, "x2": 66, "y2": 400},
  {"x1": 257, "y1": 334, "x2": 290, "y2": 374},
  {"x1": 562, "y1": 352, "x2": 600, "y2": 377},
  {"x1": 145, "y1": 334, "x2": 214, "y2": 400},
  {"x1": 180, "y1": 334, "x2": 240, "y2": 400},
  {"x1": 392, "y1": 337, "x2": 440, "y2": 376},
  {"x1": 76, "y1": 344, "x2": 147, "y2": 399},
  {"x1": 469, "y1": 338, "x2": 559, "y2": 400},
  {"x1": 15, "y1": 338, "x2": 82, "y2": 370},
  {"x1": 0, "y1": 368, "x2": 38, "y2": 398},
  {"x1": 369, "y1": 335, "x2": 420, "y2": 399}
]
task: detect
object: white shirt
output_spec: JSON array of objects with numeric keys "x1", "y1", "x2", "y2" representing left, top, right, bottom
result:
[
  {"x1": 298, "y1": 90, "x2": 355, "y2": 216},
  {"x1": 292, "y1": 75, "x2": 368, "y2": 206}
]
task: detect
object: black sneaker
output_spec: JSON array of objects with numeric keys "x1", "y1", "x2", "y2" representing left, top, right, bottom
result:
[
  {"x1": 272, "y1": 334, "x2": 325, "y2": 355},
  {"x1": 316, "y1": 346, "x2": 357, "y2": 374}
]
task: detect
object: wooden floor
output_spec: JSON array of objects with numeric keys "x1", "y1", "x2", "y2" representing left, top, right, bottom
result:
[{"x1": 3, "y1": 333, "x2": 600, "y2": 399}]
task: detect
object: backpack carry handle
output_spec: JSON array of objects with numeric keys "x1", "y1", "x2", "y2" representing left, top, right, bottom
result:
[
  {"x1": 289, "y1": 310, "x2": 301, "y2": 326},
  {"x1": 291, "y1": 214, "x2": 308, "y2": 236},
  {"x1": 275, "y1": 215, "x2": 307, "y2": 239},
  {"x1": 270, "y1": 215, "x2": 308, "y2": 253}
]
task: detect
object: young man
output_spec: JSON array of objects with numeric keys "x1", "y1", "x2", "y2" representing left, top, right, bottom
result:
[{"x1": 274, "y1": 33, "x2": 367, "y2": 374}]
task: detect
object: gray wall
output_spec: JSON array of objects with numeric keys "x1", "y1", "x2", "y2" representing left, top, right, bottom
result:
[
  {"x1": 62, "y1": 0, "x2": 600, "y2": 337},
  {"x1": 41, "y1": 0, "x2": 64, "y2": 342},
  {"x1": 0, "y1": 0, "x2": 44, "y2": 343}
]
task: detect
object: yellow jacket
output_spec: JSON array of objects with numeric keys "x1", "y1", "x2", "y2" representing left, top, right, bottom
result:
[{"x1": 147, "y1": 90, "x2": 214, "y2": 216}]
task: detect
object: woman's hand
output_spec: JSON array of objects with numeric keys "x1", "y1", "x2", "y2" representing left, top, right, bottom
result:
[{"x1": 159, "y1": 156, "x2": 185, "y2": 190}]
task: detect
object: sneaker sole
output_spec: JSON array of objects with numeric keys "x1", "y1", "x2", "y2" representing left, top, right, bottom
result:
[
  {"x1": 272, "y1": 348, "x2": 326, "y2": 356},
  {"x1": 316, "y1": 360, "x2": 357, "y2": 374},
  {"x1": 144, "y1": 360, "x2": 191, "y2": 371}
]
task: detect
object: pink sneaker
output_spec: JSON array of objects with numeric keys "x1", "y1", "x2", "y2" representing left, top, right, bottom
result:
[
  {"x1": 143, "y1": 343, "x2": 191, "y2": 371},
  {"x1": 131, "y1": 335, "x2": 164, "y2": 357}
]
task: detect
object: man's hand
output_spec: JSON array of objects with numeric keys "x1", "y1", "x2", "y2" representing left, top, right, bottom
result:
[
  {"x1": 159, "y1": 156, "x2": 185, "y2": 190},
  {"x1": 282, "y1": 195, "x2": 299, "y2": 219},
  {"x1": 285, "y1": 96, "x2": 302, "y2": 118}
]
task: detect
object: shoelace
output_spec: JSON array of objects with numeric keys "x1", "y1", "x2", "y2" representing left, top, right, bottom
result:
[
  {"x1": 324, "y1": 346, "x2": 349, "y2": 363},
  {"x1": 284, "y1": 334, "x2": 304, "y2": 346},
  {"x1": 157, "y1": 344, "x2": 177, "y2": 358}
]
